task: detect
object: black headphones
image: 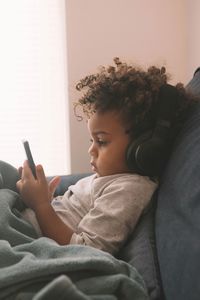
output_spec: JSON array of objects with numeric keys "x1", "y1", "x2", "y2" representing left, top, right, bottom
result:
[{"x1": 126, "y1": 84, "x2": 179, "y2": 177}]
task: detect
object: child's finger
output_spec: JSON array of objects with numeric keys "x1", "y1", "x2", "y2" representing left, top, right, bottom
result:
[
  {"x1": 23, "y1": 160, "x2": 34, "y2": 179},
  {"x1": 36, "y1": 164, "x2": 46, "y2": 183},
  {"x1": 18, "y1": 166, "x2": 23, "y2": 177},
  {"x1": 16, "y1": 179, "x2": 22, "y2": 191}
]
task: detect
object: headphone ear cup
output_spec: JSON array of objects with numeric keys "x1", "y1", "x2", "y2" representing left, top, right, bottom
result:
[
  {"x1": 126, "y1": 131, "x2": 152, "y2": 174},
  {"x1": 126, "y1": 131, "x2": 168, "y2": 176}
]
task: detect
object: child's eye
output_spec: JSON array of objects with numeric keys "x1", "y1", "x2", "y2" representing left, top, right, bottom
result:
[
  {"x1": 97, "y1": 140, "x2": 107, "y2": 146},
  {"x1": 89, "y1": 138, "x2": 108, "y2": 146}
]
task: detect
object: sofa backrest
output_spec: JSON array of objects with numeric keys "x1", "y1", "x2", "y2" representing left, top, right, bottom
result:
[{"x1": 156, "y1": 69, "x2": 200, "y2": 300}]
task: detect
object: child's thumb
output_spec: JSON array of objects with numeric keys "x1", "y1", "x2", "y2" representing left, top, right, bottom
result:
[{"x1": 49, "y1": 176, "x2": 61, "y2": 196}]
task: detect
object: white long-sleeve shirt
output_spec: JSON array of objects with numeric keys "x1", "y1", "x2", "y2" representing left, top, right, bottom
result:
[{"x1": 50, "y1": 173, "x2": 157, "y2": 254}]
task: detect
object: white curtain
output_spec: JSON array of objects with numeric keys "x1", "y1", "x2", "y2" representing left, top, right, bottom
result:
[{"x1": 0, "y1": 0, "x2": 70, "y2": 176}]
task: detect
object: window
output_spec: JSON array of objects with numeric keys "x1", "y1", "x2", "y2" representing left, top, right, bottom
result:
[{"x1": 0, "y1": 0, "x2": 70, "y2": 176}]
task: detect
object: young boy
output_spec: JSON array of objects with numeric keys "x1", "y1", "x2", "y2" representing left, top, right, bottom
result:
[{"x1": 17, "y1": 58, "x2": 195, "y2": 254}]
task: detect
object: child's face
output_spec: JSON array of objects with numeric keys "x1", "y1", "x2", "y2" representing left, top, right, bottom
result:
[{"x1": 87, "y1": 110, "x2": 131, "y2": 177}]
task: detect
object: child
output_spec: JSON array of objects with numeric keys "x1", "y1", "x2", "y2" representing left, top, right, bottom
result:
[{"x1": 16, "y1": 58, "x2": 196, "y2": 255}]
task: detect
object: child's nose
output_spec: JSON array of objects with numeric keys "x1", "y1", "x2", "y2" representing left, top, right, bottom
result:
[{"x1": 88, "y1": 143, "x2": 97, "y2": 157}]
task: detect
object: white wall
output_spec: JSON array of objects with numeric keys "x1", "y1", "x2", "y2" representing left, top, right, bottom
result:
[
  {"x1": 66, "y1": 0, "x2": 188, "y2": 173},
  {"x1": 186, "y1": 0, "x2": 200, "y2": 81}
]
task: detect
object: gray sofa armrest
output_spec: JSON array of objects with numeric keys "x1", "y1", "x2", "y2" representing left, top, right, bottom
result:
[{"x1": 48, "y1": 173, "x2": 91, "y2": 197}]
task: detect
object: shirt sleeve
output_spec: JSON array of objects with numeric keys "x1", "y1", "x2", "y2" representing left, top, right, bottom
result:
[{"x1": 69, "y1": 176, "x2": 156, "y2": 254}]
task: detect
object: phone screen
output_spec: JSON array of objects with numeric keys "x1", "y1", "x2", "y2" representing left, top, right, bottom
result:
[{"x1": 22, "y1": 140, "x2": 37, "y2": 178}]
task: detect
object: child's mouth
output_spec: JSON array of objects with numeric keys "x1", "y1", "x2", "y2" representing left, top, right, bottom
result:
[{"x1": 90, "y1": 162, "x2": 97, "y2": 172}]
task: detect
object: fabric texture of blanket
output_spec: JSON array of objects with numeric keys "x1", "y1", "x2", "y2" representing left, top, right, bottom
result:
[{"x1": 0, "y1": 182, "x2": 149, "y2": 299}]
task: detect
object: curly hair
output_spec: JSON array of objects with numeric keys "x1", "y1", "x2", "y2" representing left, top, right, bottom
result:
[{"x1": 74, "y1": 57, "x2": 197, "y2": 139}]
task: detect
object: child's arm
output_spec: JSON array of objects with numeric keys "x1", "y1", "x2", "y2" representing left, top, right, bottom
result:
[{"x1": 16, "y1": 160, "x2": 73, "y2": 244}]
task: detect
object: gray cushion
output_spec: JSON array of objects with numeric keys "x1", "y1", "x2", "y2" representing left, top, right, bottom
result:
[
  {"x1": 156, "y1": 94, "x2": 200, "y2": 299},
  {"x1": 118, "y1": 194, "x2": 163, "y2": 300}
]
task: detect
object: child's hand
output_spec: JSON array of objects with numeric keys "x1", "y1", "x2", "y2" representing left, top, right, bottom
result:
[{"x1": 16, "y1": 161, "x2": 60, "y2": 211}]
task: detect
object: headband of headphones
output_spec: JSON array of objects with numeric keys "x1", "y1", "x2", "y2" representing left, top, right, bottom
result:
[
  {"x1": 154, "y1": 84, "x2": 179, "y2": 137},
  {"x1": 126, "y1": 84, "x2": 179, "y2": 177}
]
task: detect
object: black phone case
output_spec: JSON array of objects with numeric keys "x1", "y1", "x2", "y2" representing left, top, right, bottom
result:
[{"x1": 22, "y1": 140, "x2": 37, "y2": 178}]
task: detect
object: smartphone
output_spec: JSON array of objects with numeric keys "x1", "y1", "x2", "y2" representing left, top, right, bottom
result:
[{"x1": 22, "y1": 140, "x2": 37, "y2": 178}]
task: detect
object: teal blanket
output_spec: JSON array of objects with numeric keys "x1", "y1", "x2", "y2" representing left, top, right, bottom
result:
[{"x1": 0, "y1": 188, "x2": 149, "y2": 300}]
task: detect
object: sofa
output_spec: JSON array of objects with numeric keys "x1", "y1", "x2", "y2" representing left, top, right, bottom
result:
[
  {"x1": 0, "y1": 68, "x2": 200, "y2": 299},
  {"x1": 53, "y1": 68, "x2": 200, "y2": 300}
]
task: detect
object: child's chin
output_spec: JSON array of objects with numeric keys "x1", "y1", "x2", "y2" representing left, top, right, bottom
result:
[
  {"x1": 95, "y1": 171, "x2": 100, "y2": 177},
  {"x1": 94, "y1": 170, "x2": 103, "y2": 177},
  {"x1": 95, "y1": 172, "x2": 110, "y2": 177}
]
